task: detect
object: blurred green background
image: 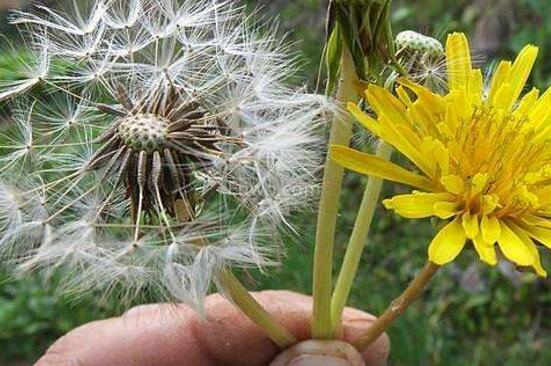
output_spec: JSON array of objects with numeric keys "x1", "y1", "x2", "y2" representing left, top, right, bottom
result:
[{"x1": 2, "y1": 0, "x2": 551, "y2": 365}]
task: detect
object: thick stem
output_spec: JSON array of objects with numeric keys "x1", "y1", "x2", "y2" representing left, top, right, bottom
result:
[
  {"x1": 331, "y1": 142, "x2": 393, "y2": 335},
  {"x1": 312, "y1": 49, "x2": 358, "y2": 339},
  {"x1": 218, "y1": 269, "x2": 297, "y2": 349},
  {"x1": 351, "y1": 262, "x2": 440, "y2": 351}
]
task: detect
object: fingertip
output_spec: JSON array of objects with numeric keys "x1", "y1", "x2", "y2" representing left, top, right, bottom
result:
[
  {"x1": 34, "y1": 319, "x2": 116, "y2": 366},
  {"x1": 361, "y1": 333, "x2": 390, "y2": 366},
  {"x1": 35, "y1": 339, "x2": 72, "y2": 366},
  {"x1": 340, "y1": 308, "x2": 389, "y2": 366}
]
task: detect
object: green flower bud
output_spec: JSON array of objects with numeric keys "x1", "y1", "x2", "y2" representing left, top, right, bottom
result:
[{"x1": 395, "y1": 31, "x2": 444, "y2": 57}]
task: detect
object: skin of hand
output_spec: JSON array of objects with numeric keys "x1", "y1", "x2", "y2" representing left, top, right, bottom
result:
[{"x1": 35, "y1": 290, "x2": 389, "y2": 366}]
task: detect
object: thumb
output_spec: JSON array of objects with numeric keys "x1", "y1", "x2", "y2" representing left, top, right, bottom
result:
[{"x1": 269, "y1": 340, "x2": 366, "y2": 366}]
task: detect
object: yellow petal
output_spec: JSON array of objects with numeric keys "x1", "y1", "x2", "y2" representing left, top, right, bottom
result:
[
  {"x1": 396, "y1": 86, "x2": 413, "y2": 106},
  {"x1": 532, "y1": 255, "x2": 547, "y2": 277},
  {"x1": 428, "y1": 218, "x2": 467, "y2": 265},
  {"x1": 446, "y1": 33, "x2": 473, "y2": 92},
  {"x1": 471, "y1": 173, "x2": 489, "y2": 195},
  {"x1": 443, "y1": 100, "x2": 459, "y2": 133},
  {"x1": 521, "y1": 223, "x2": 551, "y2": 249},
  {"x1": 534, "y1": 183, "x2": 551, "y2": 199},
  {"x1": 383, "y1": 192, "x2": 455, "y2": 219},
  {"x1": 379, "y1": 121, "x2": 433, "y2": 176},
  {"x1": 490, "y1": 45, "x2": 538, "y2": 111},
  {"x1": 433, "y1": 202, "x2": 461, "y2": 219},
  {"x1": 397, "y1": 77, "x2": 444, "y2": 112},
  {"x1": 347, "y1": 103, "x2": 380, "y2": 136},
  {"x1": 481, "y1": 195, "x2": 499, "y2": 214},
  {"x1": 441, "y1": 175, "x2": 464, "y2": 195},
  {"x1": 492, "y1": 83, "x2": 514, "y2": 111},
  {"x1": 481, "y1": 215, "x2": 501, "y2": 243},
  {"x1": 514, "y1": 87, "x2": 539, "y2": 117},
  {"x1": 445, "y1": 88, "x2": 474, "y2": 122},
  {"x1": 507, "y1": 45, "x2": 539, "y2": 109},
  {"x1": 432, "y1": 141, "x2": 450, "y2": 177},
  {"x1": 528, "y1": 87, "x2": 551, "y2": 128},
  {"x1": 497, "y1": 221, "x2": 535, "y2": 266},
  {"x1": 366, "y1": 84, "x2": 409, "y2": 125},
  {"x1": 330, "y1": 145, "x2": 434, "y2": 191},
  {"x1": 473, "y1": 236, "x2": 498, "y2": 266},
  {"x1": 508, "y1": 221, "x2": 547, "y2": 277},
  {"x1": 408, "y1": 94, "x2": 441, "y2": 126},
  {"x1": 488, "y1": 61, "x2": 512, "y2": 104},
  {"x1": 469, "y1": 69, "x2": 483, "y2": 100},
  {"x1": 462, "y1": 212, "x2": 479, "y2": 239},
  {"x1": 520, "y1": 214, "x2": 551, "y2": 229},
  {"x1": 517, "y1": 185, "x2": 539, "y2": 207},
  {"x1": 525, "y1": 165, "x2": 551, "y2": 185}
]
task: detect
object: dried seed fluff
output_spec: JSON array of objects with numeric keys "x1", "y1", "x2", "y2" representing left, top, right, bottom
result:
[{"x1": 0, "y1": 0, "x2": 330, "y2": 309}]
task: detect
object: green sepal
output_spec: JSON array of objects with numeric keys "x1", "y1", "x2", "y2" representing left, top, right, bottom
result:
[{"x1": 324, "y1": 23, "x2": 344, "y2": 95}]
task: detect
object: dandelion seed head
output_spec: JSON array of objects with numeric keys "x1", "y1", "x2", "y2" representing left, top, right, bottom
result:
[{"x1": 0, "y1": 0, "x2": 329, "y2": 309}]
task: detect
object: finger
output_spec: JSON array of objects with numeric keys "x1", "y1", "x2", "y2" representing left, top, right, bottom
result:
[
  {"x1": 340, "y1": 306, "x2": 390, "y2": 365},
  {"x1": 197, "y1": 291, "x2": 389, "y2": 366},
  {"x1": 36, "y1": 290, "x2": 389, "y2": 366}
]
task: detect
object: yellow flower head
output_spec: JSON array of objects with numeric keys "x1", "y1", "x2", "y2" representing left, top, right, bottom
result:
[{"x1": 332, "y1": 32, "x2": 551, "y2": 276}]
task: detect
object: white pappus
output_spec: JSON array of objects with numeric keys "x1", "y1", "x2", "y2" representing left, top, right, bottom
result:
[{"x1": 0, "y1": 0, "x2": 331, "y2": 310}]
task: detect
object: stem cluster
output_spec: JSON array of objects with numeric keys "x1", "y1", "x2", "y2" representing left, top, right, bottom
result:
[{"x1": 213, "y1": 0, "x2": 441, "y2": 355}]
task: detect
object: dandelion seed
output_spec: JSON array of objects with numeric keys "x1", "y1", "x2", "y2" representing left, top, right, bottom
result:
[
  {"x1": 103, "y1": 0, "x2": 143, "y2": 30},
  {"x1": 10, "y1": 1, "x2": 106, "y2": 36},
  {"x1": 0, "y1": 37, "x2": 50, "y2": 101}
]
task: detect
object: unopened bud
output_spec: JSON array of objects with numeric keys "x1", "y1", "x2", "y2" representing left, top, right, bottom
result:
[{"x1": 395, "y1": 30, "x2": 444, "y2": 57}]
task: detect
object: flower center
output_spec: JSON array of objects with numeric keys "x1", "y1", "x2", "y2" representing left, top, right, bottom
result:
[
  {"x1": 118, "y1": 114, "x2": 169, "y2": 152},
  {"x1": 439, "y1": 106, "x2": 549, "y2": 217}
]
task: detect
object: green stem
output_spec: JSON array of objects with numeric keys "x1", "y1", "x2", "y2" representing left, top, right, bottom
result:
[
  {"x1": 351, "y1": 262, "x2": 440, "y2": 351},
  {"x1": 330, "y1": 142, "x2": 393, "y2": 335},
  {"x1": 218, "y1": 269, "x2": 297, "y2": 349},
  {"x1": 312, "y1": 49, "x2": 358, "y2": 339}
]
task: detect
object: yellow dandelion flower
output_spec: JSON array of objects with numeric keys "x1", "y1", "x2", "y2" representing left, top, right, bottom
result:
[{"x1": 331, "y1": 32, "x2": 551, "y2": 276}]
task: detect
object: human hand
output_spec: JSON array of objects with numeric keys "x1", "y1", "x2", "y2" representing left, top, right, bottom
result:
[{"x1": 36, "y1": 290, "x2": 389, "y2": 366}]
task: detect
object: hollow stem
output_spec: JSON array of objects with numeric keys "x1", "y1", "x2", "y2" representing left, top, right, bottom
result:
[
  {"x1": 312, "y1": 49, "x2": 358, "y2": 339},
  {"x1": 351, "y1": 261, "x2": 440, "y2": 351},
  {"x1": 330, "y1": 142, "x2": 393, "y2": 335},
  {"x1": 218, "y1": 269, "x2": 297, "y2": 349}
]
